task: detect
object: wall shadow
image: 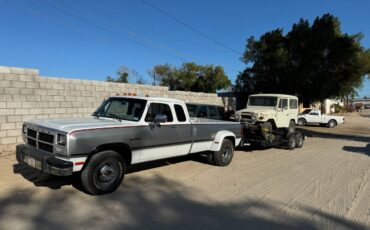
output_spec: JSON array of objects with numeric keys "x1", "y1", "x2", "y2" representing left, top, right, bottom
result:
[
  {"x1": 298, "y1": 128, "x2": 370, "y2": 143},
  {"x1": 0, "y1": 175, "x2": 366, "y2": 230}
]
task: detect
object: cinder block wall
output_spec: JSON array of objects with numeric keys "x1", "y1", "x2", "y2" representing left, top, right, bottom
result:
[{"x1": 0, "y1": 66, "x2": 223, "y2": 153}]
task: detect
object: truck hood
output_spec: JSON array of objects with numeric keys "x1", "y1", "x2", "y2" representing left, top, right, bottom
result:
[
  {"x1": 25, "y1": 117, "x2": 138, "y2": 133},
  {"x1": 236, "y1": 107, "x2": 276, "y2": 115}
]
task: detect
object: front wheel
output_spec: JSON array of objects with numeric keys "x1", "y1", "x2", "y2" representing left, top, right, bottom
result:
[
  {"x1": 81, "y1": 150, "x2": 125, "y2": 195},
  {"x1": 212, "y1": 139, "x2": 234, "y2": 166}
]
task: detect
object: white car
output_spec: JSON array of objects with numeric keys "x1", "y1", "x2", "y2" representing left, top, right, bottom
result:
[{"x1": 297, "y1": 109, "x2": 344, "y2": 128}]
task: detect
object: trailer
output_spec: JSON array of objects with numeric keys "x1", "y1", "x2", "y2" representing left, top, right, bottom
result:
[{"x1": 240, "y1": 125, "x2": 305, "y2": 150}]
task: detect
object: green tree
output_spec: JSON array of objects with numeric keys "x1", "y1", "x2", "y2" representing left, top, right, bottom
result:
[
  {"x1": 150, "y1": 62, "x2": 231, "y2": 93},
  {"x1": 237, "y1": 14, "x2": 370, "y2": 105}
]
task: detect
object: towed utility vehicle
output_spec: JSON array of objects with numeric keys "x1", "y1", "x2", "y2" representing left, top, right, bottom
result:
[
  {"x1": 17, "y1": 96, "x2": 241, "y2": 195},
  {"x1": 235, "y1": 94, "x2": 304, "y2": 149}
]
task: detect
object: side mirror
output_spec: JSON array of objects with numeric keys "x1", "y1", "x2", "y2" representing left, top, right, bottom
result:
[{"x1": 154, "y1": 114, "x2": 167, "y2": 125}]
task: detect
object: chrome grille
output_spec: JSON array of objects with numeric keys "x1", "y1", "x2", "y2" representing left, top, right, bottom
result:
[
  {"x1": 26, "y1": 128, "x2": 54, "y2": 153},
  {"x1": 240, "y1": 112, "x2": 256, "y2": 124}
]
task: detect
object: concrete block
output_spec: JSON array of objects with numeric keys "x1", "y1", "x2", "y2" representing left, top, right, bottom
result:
[
  {"x1": 11, "y1": 81, "x2": 26, "y2": 88},
  {"x1": 7, "y1": 115, "x2": 22, "y2": 122},
  {"x1": 15, "y1": 122, "x2": 23, "y2": 129},
  {"x1": 22, "y1": 114, "x2": 36, "y2": 121},
  {"x1": 26, "y1": 68, "x2": 39, "y2": 76},
  {"x1": 0, "y1": 102, "x2": 5, "y2": 108},
  {"x1": 19, "y1": 75, "x2": 35, "y2": 82},
  {"x1": 46, "y1": 89, "x2": 58, "y2": 96},
  {"x1": 10, "y1": 67, "x2": 26, "y2": 75},
  {"x1": 61, "y1": 102, "x2": 72, "y2": 107},
  {"x1": 6, "y1": 102, "x2": 22, "y2": 108},
  {"x1": 40, "y1": 82, "x2": 52, "y2": 88},
  {"x1": 0, "y1": 73, "x2": 20, "y2": 81},
  {"x1": 0, "y1": 130, "x2": 6, "y2": 137},
  {"x1": 1, "y1": 137, "x2": 17, "y2": 145},
  {"x1": 59, "y1": 90, "x2": 71, "y2": 96},
  {"x1": 0, "y1": 80, "x2": 11, "y2": 87},
  {"x1": 17, "y1": 136, "x2": 24, "y2": 144},
  {"x1": 6, "y1": 129, "x2": 20, "y2": 137},
  {"x1": 12, "y1": 95, "x2": 27, "y2": 101},
  {"x1": 55, "y1": 108, "x2": 66, "y2": 114},
  {"x1": 26, "y1": 81, "x2": 39, "y2": 89},
  {"x1": 35, "y1": 114, "x2": 49, "y2": 119},
  {"x1": 13, "y1": 109, "x2": 31, "y2": 115},
  {"x1": 0, "y1": 66, "x2": 11, "y2": 73},
  {"x1": 71, "y1": 91, "x2": 81, "y2": 96},
  {"x1": 34, "y1": 89, "x2": 47, "y2": 96},
  {"x1": 42, "y1": 108, "x2": 56, "y2": 114},
  {"x1": 48, "y1": 102, "x2": 60, "y2": 108},
  {"x1": 52, "y1": 83, "x2": 64, "y2": 90},
  {"x1": 0, "y1": 95, "x2": 12, "y2": 101},
  {"x1": 26, "y1": 95, "x2": 41, "y2": 102},
  {"x1": 19, "y1": 88, "x2": 34, "y2": 95},
  {"x1": 53, "y1": 96, "x2": 64, "y2": 101},
  {"x1": 0, "y1": 109, "x2": 15, "y2": 115},
  {"x1": 1, "y1": 123, "x2": 16, "y2": 130},
  {"x1": 76, "y1": 85, "x2": 86, "y2": 91},
  {"x1": 21, "y1": 102, "x2": 36, "y2": 108}
]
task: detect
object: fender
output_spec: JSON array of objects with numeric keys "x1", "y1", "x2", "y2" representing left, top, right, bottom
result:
[{"x1": 210, "y1": 130, "x2": 240, "y2": 151}]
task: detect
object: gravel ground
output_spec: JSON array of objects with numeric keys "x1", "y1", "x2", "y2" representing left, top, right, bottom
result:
[{"x1": 0, "y1": 111, "x2": 369, "y2": 230}]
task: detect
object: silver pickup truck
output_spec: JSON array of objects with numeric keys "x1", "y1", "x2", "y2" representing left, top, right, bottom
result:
[{"x1": 16, "y1": 96, "x2": 241, "y2": 194}]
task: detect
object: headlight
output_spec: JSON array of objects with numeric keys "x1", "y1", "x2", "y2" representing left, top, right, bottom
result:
[
  {"x1": 22, "y1": 124, "x2": 27, "y2": 134},
  {"x1": 57, "y1": 134, "x2": 67, "y2": 146}
]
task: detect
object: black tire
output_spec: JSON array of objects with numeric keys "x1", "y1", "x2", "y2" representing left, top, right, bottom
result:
[
  {"x1": 295, "y1": 132, "x2": 304, "y2": 148},
  {"x1": 327, "y1": 119, "x2": 337, "y2": 128},
  {"x1": 212, "y1": 139, "x2": 234, "y2": 166},
  {"x1": 286, "y1": 120, "x2": 296, "y2": 136},
  {"x1": 297, "y1": 118, "x2": 306, "y2": 126},
  {"x1": 260, "y1": 122, "x2": 274, "y2": 142},
  {"x1": 287, "y1": 135, "x2": 296, "y2": 150},
  {"x1": 81, "y1": 150, "x2": 125, "y2": 195},
  {"x1": 206, "y1": 152, "x2": 215, "y2": 165}
]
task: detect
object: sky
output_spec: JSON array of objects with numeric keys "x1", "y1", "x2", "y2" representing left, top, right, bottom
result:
[{"x1": 1, "y1": 0, "x2": 369, "y2": 97}]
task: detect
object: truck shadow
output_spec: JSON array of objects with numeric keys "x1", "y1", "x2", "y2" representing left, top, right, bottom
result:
[
  {"x1": 0, "y1": 174, "x2": 366, "y2": 230},
  {"x1": 12, "y1": 154, "x2": 213, "y2": 192},
  {"x1": 342, "y1": 144, "x2": 370, "y2": 156}
]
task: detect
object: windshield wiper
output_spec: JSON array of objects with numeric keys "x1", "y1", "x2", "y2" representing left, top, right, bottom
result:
[{"x1": 105, "y1": 113, "x2": 122, "y2": 122}]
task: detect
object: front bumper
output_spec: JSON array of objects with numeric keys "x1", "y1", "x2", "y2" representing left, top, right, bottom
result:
[{"x1": 16, "y1": 144, "x2": 73, "y2": 176}]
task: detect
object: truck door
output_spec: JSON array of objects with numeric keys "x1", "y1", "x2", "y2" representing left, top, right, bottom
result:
[
  {"x1": 308, "y1": 111, "x2": 321, "y2": 123},
  {"x1": 173, "y1": 104, "x2": 192, "y2": 155},
  {"x1": 276, "y1": 98, "x2": 289, "y2": 128},
  {"x1": 138, "y1": 102, "x2": 179, "y2": 161}
]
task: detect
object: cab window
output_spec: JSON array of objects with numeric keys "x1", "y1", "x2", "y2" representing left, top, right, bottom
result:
[
  {"x1": 197, "y1": 105, "x2": 208, "y2": 118},
  {"x1": 278, "y1": 99, "x2": 288, "y2": 110},
  {"x1": 289, "y1": 99, "x2": 298, "y2": 109},
  {"x1": 145, "y1": 103, "x2": 173, "y2": 122},
  {"x1": 174, "y1": 104, "x2": 186, "y2": 122}
]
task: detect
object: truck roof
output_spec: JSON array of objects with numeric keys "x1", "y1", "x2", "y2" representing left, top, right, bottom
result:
[
  {"x1": 110, "y1": 95, "x2": 184, "y2": 103},
  {"x1": 249, "y1": 93, "x2": 298, "y2": 99}
]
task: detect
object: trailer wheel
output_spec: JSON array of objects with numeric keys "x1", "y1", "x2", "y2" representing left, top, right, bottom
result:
[
  {"x1": 286, "y1": 120, "x2": 296, "y2": 136},
  {"x1": 81, "y1": 150, "x2": 125, "y2": 195},
  {"x1": 212, "y1": 139, "x2": 234, "y2": 166},
  {"x1": 287, "y1": 135, "x2": 296, "y2": 150},
  {"x1": 295, "y1": 133, "x2": 304, "y2": 148}
]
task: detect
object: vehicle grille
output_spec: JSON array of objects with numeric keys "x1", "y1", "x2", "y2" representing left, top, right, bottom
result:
[
  {"x1": 240, "y1": 112, "x2": 256, "y2": 124},
  {"x1": 26, "y1": 128, "x2": 54, "y2": 153}
]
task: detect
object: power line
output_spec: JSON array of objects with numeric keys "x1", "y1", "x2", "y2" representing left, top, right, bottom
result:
[
  {"x1": 75, "y1": 0, "x2": 232, "y2": 55},
  {"x1": 140, "y1": 0, "x2": 242, "y2": 56},
  {"x1": 37, "y1": 0, "x2": 187, "y2": 61}
]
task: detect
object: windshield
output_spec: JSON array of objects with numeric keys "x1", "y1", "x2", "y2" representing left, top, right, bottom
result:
[
  {"x1": 186, "y1": 104, "x2": 198, "y2": 117},
  {"x1": 93, "y1": 98, "x2": 147, "y2": 122},
  {"x1": 301, "y1": 109, "x2": 311, "y2": 114},
  {"x1": 248, "y1": 96, "x2": 278, "y2": 107}
]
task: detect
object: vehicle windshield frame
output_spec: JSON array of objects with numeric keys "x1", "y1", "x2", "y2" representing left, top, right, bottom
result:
[
  {"x1": 92, "y1": 97, "x2": 147, "y2": 122},
  {"x1": 247, "y1": 96, "x2": 278, "y2": 107}
]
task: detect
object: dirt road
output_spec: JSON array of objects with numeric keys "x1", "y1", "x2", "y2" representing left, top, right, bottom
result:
[{"x1": 1, "y1": 111, "x2": 370, "y2": 230}]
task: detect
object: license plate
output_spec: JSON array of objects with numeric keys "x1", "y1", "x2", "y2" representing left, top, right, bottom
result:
[{"x1": 24, "y1": 155, "x2": 39, "y2": 169}]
